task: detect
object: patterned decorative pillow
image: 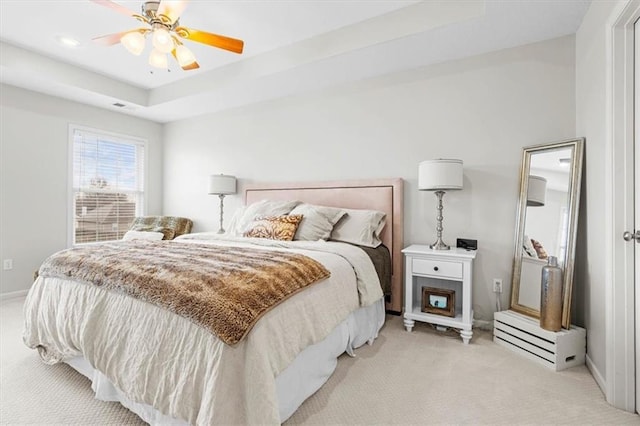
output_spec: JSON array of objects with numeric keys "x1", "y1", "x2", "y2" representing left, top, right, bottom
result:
[
  {"x1": 233, "y1": 200, "x2": 301, "y2": 235},
  {"x1": 243, "y1": 215, "x2": 303, "y2": 241},
  {"x1": 130, "y1": 225, "x2": 175, "y2": 240},
  {"x1": 531, "y1": 239, "x2": 548, "y2": 259}
]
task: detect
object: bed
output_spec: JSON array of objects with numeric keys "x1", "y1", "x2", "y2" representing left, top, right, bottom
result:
[{"x1": 23, "y1": 178, "x2": 404, "y2": 425}]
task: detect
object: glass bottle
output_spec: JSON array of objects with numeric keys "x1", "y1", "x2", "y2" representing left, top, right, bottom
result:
[{"x1": 540, "y1": 256, "x2": 563, "y2": 331}]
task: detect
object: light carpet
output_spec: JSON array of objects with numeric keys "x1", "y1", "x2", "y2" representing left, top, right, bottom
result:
[{"x1": 1, "y1": 297, "x2": 637, "y2": 425}]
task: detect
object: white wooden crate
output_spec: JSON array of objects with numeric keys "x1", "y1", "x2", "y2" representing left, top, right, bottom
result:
[{"x1": 493, "y1": 310, "x2": 586, "y2": 371}]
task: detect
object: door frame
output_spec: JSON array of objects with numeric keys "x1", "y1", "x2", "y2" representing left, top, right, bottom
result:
[
  {"x1": 636, "y1": 18, "x2": 640, "y2": 414},
  {"x1": 607, "y1": 0, "x2": 640, "y2": 412}
]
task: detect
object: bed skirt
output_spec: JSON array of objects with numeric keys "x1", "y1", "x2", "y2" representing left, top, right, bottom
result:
[{"x1": 66, "y1": 298, "x2": 386, "y2": 425}]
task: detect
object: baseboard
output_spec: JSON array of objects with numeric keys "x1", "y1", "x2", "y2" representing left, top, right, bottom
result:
[
  {"x1": 473, "y1": 319, "x2": 493, "y2": 331},
  {"x1": 586, "y1": 354, "x2": 606, "y2": 396},
  {"x1": 0, "y1": 289, "x2": 28, "y2": 302}
]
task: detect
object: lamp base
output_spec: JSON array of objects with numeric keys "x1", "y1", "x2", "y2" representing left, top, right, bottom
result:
[
  {"x1": 217, "y1": 194, "x2": 226, "y2": 235},
  {"x1": 429, "y1": 190, "x2": 451, "y2": 250},
  {"x1": 430, "y1": 238, "x2": 451, "y2": 250}
]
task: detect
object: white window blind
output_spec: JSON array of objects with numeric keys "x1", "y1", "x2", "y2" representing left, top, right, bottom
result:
[{"x1": 71, "y1": 128, "x2": 145, "y2": 244}]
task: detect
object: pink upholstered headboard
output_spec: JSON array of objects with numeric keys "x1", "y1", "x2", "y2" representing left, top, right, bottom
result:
[{"x1": 245, "y1": 178, "x2": 404, "y2": 313}]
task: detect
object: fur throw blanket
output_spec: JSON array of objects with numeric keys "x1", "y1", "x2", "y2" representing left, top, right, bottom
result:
[{"x1": 39, "y1": 240, "x2": 330, "y2": 345}]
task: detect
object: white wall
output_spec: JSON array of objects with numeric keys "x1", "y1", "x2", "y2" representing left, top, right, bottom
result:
[
  {"x1": 574, "y1": 0, "x2": 624, "y2": 389},
  {"x1": 163, "y1": 36, "x2": 576, "y2": 322},
  {"x1": 0, "y1": 85, "x2": 163, "y2": 295}
]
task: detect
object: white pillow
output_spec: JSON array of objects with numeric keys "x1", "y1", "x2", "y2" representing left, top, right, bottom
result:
[
  {"x1": 523, "y1": 235, "x2": 538, "y2": 258},
  {"x1": 122, "y1": 230, "x2": 165, "y2": 241},
  {"x1": 225, "y1": 205, "x2": 246, "y2": 235},
  {"x1": 232, "y1": 200, "x2": 300, "y2": 235},
  {"x1": 330, "y1": 208, "x2": 386, "y2": 248},
  {"x1": 289, "y1": 204, "x2": 347, "y2": 241}
]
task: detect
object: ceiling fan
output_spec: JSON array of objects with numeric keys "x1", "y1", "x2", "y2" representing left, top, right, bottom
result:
[{"x1": 91, "y1": 0, "x2": 244, "y2": 71}]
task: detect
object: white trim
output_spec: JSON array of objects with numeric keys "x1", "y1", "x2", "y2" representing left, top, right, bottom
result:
[
  {"x1": 0, "y1": 289, "x2": 28, "y2": 302},
  {"x1": 586, "y1": 353, "x2": 607, "y2": 396},
  {"x1": 606, "y1": 0, "x2": 639, "y2": 412},
  {"x1": 635, "y1": 15, "x2": 640, "y2": 416}
]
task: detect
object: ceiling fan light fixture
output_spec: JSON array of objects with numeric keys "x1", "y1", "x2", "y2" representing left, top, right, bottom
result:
[
  {"x1": 152, "y1": 27, "x2": 174, "y2": 53},
  {"x1": 121, "y1": 32, "x2": 145, "y2": 55},
  {"x1": 91, "y1": 0, "x2": 244, "y2": 71},
  {"x1": 175, "y1": 45, "x2": 197, "y2": 67},
  {"x1": 149, "y1": 49, "x2": 168, "y2": 69}
]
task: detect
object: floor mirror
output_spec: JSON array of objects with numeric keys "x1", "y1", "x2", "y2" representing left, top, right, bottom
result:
[{"x1": 510, "y1": 138, "x2": 584, "y2": 329}]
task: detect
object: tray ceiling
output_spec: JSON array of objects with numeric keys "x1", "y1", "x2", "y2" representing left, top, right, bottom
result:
[{"x1": 0, "y1": 1, "x2": 591, "y2": 123}]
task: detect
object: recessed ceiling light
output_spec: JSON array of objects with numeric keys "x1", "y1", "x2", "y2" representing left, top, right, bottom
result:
[{"x1": 56, "y1": 36, "x2": 81, "y2": 48}]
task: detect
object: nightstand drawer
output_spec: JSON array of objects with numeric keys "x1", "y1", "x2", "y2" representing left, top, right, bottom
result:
[{"x1": 412, "y1": 258, "x2": 462, "y2": 279}]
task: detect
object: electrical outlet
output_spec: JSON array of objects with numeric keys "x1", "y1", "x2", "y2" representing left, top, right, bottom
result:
[
  {"x1": 3, "y1": 259, "x2": 13, "y2": 270},
  {"x1": 493, "y1": 278, "x2": 503, "y2": 293}
]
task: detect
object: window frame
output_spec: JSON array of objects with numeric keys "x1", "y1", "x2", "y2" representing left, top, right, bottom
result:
[{"x1": 67, "y1": 124, "x2": 148, "y2": 247}]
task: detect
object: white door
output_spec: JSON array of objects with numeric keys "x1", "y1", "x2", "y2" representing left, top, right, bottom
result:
[{"x1": 635, "y1": 16, "x2": 639, "y2": 416}]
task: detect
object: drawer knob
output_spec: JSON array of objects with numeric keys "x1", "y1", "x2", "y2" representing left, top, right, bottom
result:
[{"x1": 433, "y1": 266, "x2": 439, "y2": 271}]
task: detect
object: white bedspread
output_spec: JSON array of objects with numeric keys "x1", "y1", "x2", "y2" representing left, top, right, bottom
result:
[{"x1": 23, "y1": 235, "x2": 383, "y2": 425}]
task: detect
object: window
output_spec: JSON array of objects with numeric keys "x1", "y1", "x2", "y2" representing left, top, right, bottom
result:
[{"x1": 70, "y1": 126, "x2": 146, "y2": 245}]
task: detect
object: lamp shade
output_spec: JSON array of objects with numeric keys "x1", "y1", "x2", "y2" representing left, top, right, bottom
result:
[
  {"x1": 527, "y1": 175, "x2": 547, "y2": 206},
  {"x1": 175, "y1": 45, "x2": 197, "y2": 67},
  {"x1": 152, "y1": 28, "x2": 174, "y2": 53},
  {"x1": 208, "y1": 174, "x2": 237, "y2": 195},
  {"x1": 121, "y1": 31, "x2": 145, "y2": 55},
  {"x1": 418, "y1": 159, "x2": 463, "y2": 191},
  {"x1": 148, "y1": 49, "x2": 168, "y2": 69}
]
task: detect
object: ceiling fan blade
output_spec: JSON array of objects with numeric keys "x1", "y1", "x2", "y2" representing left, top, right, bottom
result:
[
  {"x1": 175, "y1": 27, "x2": 244, "y2": 54},
  {"x1": 90, "y1": 0, "x2": 140, "y2": 18},
  {"x1": 171, "y1": 49, "x2": 200, "y2": 70},
  {"x1": 183, "y1": 61, "x2": 200, "y2": 70},
  {"x1": 92, "y1": 29, "x2": 146, "y2": 46},
  {"x1": 157, "y1": 0, "x2": 189, "y2": 24}
]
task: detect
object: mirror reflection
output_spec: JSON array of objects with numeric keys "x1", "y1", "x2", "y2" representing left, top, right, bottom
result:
[{"x1": 510, "y1": 139, "x2": 584, "y2": 329}]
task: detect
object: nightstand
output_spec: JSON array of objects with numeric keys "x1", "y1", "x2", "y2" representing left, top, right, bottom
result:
[{"x1": 402, "y1": 244, "x2": 477, "y2": 344}]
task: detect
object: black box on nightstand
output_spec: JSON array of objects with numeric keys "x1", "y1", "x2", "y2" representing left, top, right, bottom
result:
[{"x1": 456, "y1": 238, "x2": 477, "y2": 250}]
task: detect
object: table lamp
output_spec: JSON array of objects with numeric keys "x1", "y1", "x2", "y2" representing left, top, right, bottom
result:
[
  {"x1": 208, "y1": 174, "x2": 237, "y2": 234},
  {"x1": 419, "y1": 159, "x2": 463, "y2": 250}
]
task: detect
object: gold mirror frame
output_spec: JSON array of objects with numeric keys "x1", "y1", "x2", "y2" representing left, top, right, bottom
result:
[{"x1": 510, "y1": 138, "x2": 584, "y2": 329}]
